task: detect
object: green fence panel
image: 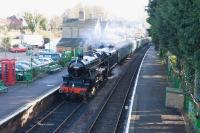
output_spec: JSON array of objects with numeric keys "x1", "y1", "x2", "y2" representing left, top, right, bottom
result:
[
  {"x1": 188, "y1": 98, "x2": 197, "y2": 127},
  {"x1": 66, "y1": 51, "x2": 72, "y2": 62},
  {"x1": 184, "y1": 94, "x2": 190, "y2": 112},
  {"x1": 24, "y1": 71, "x2": 32, "y2": 82},
  {"x1": 16, "y1": 71, "x2": 33, "y2": 82},
  {"x1": 197, "y1": 119, "x2": 200, "y2": 128},
  {"x1": 16, "y1": 72, "x2": 24, "y2": 81},
  {"x1": 46, "y1": 64, "x2": 62, "y2": 74},
  {"x1": 186, "y1": 96, "x2": 200, "y2": 132},
  {"x1": 75, "y1": 48, "x2": 83, "y2": 57},
  {"x1": 0, "y1": 80, "x2": 8, "y2": 92}
]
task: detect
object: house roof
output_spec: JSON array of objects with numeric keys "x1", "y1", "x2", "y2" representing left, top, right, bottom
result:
[
  {"x1": 62, "y1": 18, "x2": 99, "y2": 27},
  {"x1": 56, "y1": 38, "x2": 87, "y2": 48}
]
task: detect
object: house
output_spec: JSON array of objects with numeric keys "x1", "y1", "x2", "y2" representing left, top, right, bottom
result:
[
  {"x1": 56, "y1": 38, "x2": 87, "y2": 52},
  {"x1": 0, "y1": 18, "x2": 9, "y2": 27},
  {"x1": 57, "y1": 9, "x2": 107, "y2": 52},
  {"x1": 7, "y1": 15, "x2": 23, "y2": 29}
]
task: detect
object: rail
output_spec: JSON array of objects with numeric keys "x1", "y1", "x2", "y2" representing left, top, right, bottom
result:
[
  {"x1": 87, "y1": 47, "x2": 148, "y2": 133},
  {"x1": 26, "y1": 101, "x2": 82, "y2": 133}
]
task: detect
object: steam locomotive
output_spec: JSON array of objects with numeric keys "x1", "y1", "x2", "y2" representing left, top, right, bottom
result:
[{"x1": 59, "y1": 41, "x2": 142, "y2": 100}]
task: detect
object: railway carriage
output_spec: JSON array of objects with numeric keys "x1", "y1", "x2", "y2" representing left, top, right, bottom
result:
[{"x1": 117, "y1": 42, "x2": 133, "y2": 62}]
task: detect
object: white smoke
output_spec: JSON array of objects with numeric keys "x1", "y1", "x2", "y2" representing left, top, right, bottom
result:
[
  {"x1": 108, "y1": 66, "x2": 122, "y2": 79},
  {"x1": 83, "y1": 19, "x2": 133, "y2": 49}
]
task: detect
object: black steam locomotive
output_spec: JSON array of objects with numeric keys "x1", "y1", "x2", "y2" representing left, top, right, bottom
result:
[{"x1": 59, "y1": 42, "x2": 137, "y2": 100}]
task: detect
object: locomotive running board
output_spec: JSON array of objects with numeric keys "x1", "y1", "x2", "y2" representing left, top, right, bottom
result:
[{"x1": 110, "y1": 63, "x2": 118, "y2": 70}]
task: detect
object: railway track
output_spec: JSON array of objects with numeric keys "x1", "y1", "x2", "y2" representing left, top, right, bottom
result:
[
  {"x1": 21, "y1": 46, "x2": 148, "y2": 133},
  {"x1": 25, "y1": 101, "x2": 82, "y2": 133},
  {"x1": 87, "y1": 47, "x2": 148, "y2": 133}
]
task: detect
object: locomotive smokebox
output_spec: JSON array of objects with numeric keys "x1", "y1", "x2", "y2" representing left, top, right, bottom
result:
[
  {"x1": 68, "y1": 60, "x2": 86, "y2": 77},
  {"x1": 78, "y1": 54, "x2": 83, "y2": 60}
]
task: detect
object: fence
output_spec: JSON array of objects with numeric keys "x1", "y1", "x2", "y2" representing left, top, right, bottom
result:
[{"x1": 167, "y1": 54, "x2": 200, "y2": 132}]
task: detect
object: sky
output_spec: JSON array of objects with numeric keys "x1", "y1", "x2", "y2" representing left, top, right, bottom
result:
[{"x1": 0, "y1": 0, "x2": 149, "y2": 21}]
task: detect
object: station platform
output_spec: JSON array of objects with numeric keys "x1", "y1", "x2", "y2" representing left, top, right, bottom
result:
[
  {"x1": 0, "y1": 69, "x2": 67, "y2": 125},
  {"x1": 126, "y1": 47, "x2": 188, "y2": 133}
]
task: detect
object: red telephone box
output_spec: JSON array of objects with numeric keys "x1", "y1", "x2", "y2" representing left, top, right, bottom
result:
[{"x1": 1, "y1": 59, "x2": 16, "y2": 85}]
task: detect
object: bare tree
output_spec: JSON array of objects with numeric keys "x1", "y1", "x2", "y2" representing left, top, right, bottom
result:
[
  {"x1": 50, "y1": 16, "x2": 62, "y2": 30},
  {"x1": 23, "y1": 12, "x2": 49, "y2": 34}
]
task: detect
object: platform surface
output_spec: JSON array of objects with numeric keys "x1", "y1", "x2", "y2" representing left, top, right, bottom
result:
[
  {"x1": 0, "y1": 69, "x2": 67, "y2": 122},
  {"x1": 128, "y1": 47, "x2": 187, "y2": 133}
]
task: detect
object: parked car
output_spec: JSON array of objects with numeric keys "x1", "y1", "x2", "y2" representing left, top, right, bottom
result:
[
  {"x1": 21, "y1": 34, "x2": 43, "y2": 48},
  {"x1": 32, "y1": 59, "x2": 45, "y2": 67},
  {"x1": 38, "y1": 45, "x2": 45, "y2": 49},
  {"x1": 39, "y1": 49, "x2": 56, "y2": 54},
  {"x1": 15, "y1": 63, "x2": 30, "y2": 72},
  {"x1": 10, "y1": 45, "x2": 27, "y2": 53},
  {"x1": 44, "y1": 38, "x2": 50, "y2": 44},
  {"x1": 22, "y1": 43, "x2": 34, "y2": 50},
  {"x1": 16, "y1": 61, "x2": 37, "y2": 68},
  {"x1": 38, "y1": 53, "x2": 61, "y2": 61},
  {"x1": 37, "y1": 58, "x2": 54, "y2": 65}
]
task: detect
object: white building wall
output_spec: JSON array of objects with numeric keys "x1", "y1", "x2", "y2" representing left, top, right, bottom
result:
[
  {"x1": 62, "y1": 27, "x2": 72, "y2": 38},
  {"x1": 72, "y1": 27, "x2": 79, "y2": 38}
]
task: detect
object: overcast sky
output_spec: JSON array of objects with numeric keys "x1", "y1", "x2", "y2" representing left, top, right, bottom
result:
[{"x1": 0, "y1": 0, "x2": 149, "y2": 21}]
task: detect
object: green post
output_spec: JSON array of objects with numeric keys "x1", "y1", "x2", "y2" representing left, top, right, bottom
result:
[
  {"x1": 68, "y1": 50, "x2": 72, "y2": 62},
  {"x1": 196, "y1": 109, "x2": 200, "y2": 128},
  {"x1": 74, "y1": 48, "x2": 76, "y2": 59},
  {"x1": 25, "y1": 71, "x2": 32, "y2": 83},
  {"x1": 184, "y1": 94, "x2": 189, "y2": 112}
]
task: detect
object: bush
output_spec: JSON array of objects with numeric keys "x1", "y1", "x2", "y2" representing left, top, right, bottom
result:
[
  {"x1": 31, "y1": 68, "x2": 39, "y2": 77},
  {"x1": 59, "y1": 59, "x2": 67, "y2": 67}
]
